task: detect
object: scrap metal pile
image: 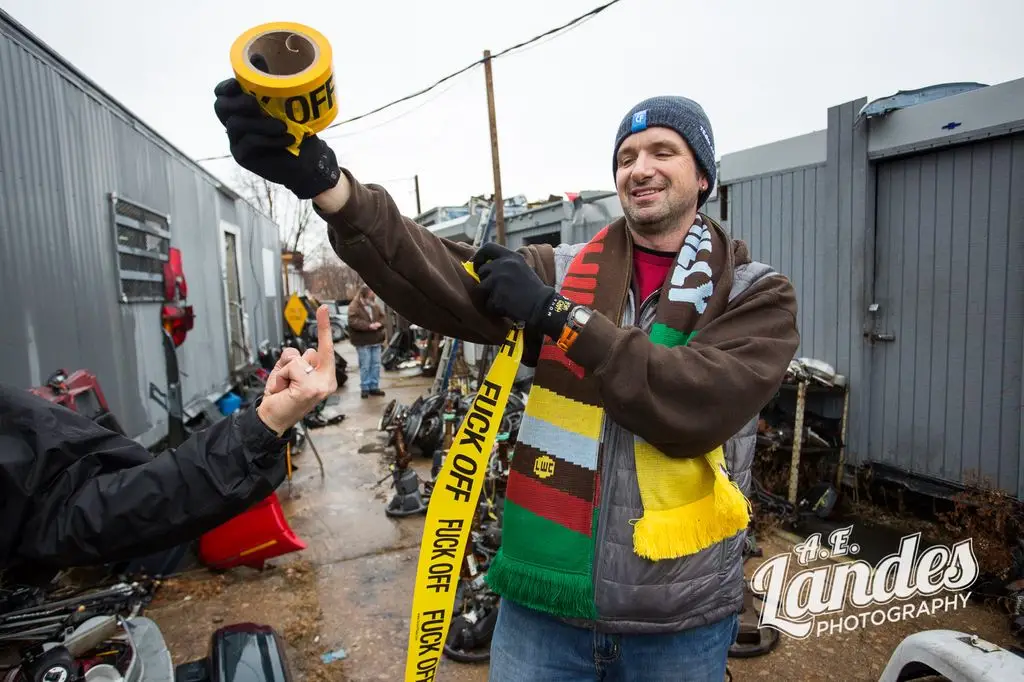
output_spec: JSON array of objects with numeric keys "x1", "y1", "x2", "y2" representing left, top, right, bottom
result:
[
  {"x1": 0, "y1": 579, "x2": 164, "y2": 682},
  {"x1": 757, "y1": 358, "x2": 847, "y2": 454},
  {"x1": 750, "y1": 358, "x2": 845, "y2": 528},
  {"x1": 0, "y1": 575, "x2": 296, "y2": 682}
]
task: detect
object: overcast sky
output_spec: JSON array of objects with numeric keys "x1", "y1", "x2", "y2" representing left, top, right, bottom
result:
[{"x1": 4, "y1": 0, "x2": 1022, "y2": 220}]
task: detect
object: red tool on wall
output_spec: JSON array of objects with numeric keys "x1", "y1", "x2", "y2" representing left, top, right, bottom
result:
[{"x1": 161, "y1": 247, "x2": 195, "y2": 347}]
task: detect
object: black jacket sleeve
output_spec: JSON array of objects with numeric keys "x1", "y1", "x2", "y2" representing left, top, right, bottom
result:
[{"x1": 0, "y1": 383, "x2": 289, "y2": 569}]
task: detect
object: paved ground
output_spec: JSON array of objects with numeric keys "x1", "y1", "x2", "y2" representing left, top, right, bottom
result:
[{"x1": 145, "y1": 340, "x2": 1020, "y2": 682}]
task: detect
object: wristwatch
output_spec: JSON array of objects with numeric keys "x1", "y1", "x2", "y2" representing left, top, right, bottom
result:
[{"x1": 556, "y1": 305, "x2": 593, "y2": 352}]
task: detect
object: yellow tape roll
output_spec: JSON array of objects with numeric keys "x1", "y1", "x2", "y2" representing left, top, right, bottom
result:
[
  {"x1": 230, "y1": 22, "x2": 338, "y2": 155},
  {"x1": 404, "y1": 261, "x2": 523, "y2": 681}
]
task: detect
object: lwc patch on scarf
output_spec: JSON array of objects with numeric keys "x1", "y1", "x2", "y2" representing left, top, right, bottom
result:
[{"x1": 485, "y1": 219, "x2": 751, "y2": 620}]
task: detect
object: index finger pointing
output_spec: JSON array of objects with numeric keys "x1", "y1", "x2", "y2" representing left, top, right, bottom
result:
[{"x1": 315, "y1": 304, "x2": 336, "y2": 370}]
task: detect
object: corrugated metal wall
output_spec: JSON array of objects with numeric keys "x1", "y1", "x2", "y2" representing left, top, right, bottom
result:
[
  {"x1": 722, "y1": 165, "x2": 831, "y2": 361},
  {"x1": 868, "y1": 134, "x2": 1024, "y2": 495},
  {"x1": 0, "y1": 15, "x2": 283, "y2": 446},
  {"x1": 719, "y1": 86, "x2": 1024, "y2": 497},
  {"x1": 724, "y1": 101, "x2": 873, "y2": 462},
  {"x1": 720, "y1": 101, "x2": 875, "y2": 478}
]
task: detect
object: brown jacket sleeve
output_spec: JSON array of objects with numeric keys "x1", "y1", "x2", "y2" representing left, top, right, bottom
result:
[
  {"x1": 318, "y1": 170, "x2": 556, "y2": 344},
  {"x1": 565, "y1": 274, "x2": 800, "y2": 458}
]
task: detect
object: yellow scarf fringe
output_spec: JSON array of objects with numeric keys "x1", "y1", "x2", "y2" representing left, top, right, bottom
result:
[{"x1": 631, "y1": 444, "x2": 751, "y2": 561}]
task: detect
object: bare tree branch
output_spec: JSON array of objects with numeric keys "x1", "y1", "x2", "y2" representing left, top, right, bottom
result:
[
  {"x1": 233, "y1": 169, "x2": 318, "y2": 252},
  {"x1": 291, "y1": 199, "x2": 314, "y2": 253},
  {"x1": 302, "y1": 242, "x2": 363, "y2": 300}
]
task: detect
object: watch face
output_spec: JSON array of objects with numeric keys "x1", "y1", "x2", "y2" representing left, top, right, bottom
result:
[{"x1": 572, "y1": 307, "x2": 591, "y2": 325}]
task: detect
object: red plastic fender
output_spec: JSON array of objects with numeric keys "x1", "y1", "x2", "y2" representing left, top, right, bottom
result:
[{"x1": 198, "y1": 492, "x2": 306, "y2": 570}]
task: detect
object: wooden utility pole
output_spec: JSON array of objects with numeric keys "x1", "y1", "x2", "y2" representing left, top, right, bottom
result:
[
  {"x1": 482, "y1": 50, "x2": 506, "y2": 246},
  {"x1": 413, "y1": 174, "x2": 422, "y2": 216}
]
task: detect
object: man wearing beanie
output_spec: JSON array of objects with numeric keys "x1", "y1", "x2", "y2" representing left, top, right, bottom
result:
[{"x1": 216, "y1": 78, "x2": 800, "y2": 680}]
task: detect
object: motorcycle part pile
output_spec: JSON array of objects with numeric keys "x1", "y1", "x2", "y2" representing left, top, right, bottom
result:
[
  {"x1": 752, "y1": 476, "x2": 838, "y2": 529},
  {"x1": 381, "y1": 327, "x2": 431, "y2": 372},
  {"x1": 378, "y1": 399, "x2": 429, "y2": 518},
  {"x1": 374, "y1": 367, "x2": 527, "y2": 662},
  {"x1": 0, "y1": 583, "x2": 153, "y2": 647},
  {"x1": 376, "y1": 384, "x2": 519, "y2": 663},
  {"x1": 0, "y1": 582, "x2": 158, "y2": 682},
  {"x1": 380, "y1": 380, "x2": 529, "y2": 461}
]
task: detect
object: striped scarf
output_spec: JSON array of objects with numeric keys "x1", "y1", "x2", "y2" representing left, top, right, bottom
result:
[{"x1": 485, "y1": 218, "x2": 751, "y2": 620}]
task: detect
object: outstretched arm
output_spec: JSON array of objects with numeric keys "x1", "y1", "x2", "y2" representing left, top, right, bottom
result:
[
  {"x1": 3, "y1": 384, "x2": 288, "y2": 568},
  {"x1": 316, "y1": 171, "x2": 554, "y2": 344},
  {"x1": 211, "y1": 77, "x2": 553, "y2": 344},
  {"x1": 5, "y1": 307, "x2": 339, "y2": 568}
]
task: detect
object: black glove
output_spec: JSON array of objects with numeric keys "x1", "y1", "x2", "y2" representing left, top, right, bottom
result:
[
  {"x1": 213, "y1": 56, "x2": 341, "y2": 200},
  {"x1": 471, "y1": 243, "x2": 572, "y2": 340},
  {"x1": 521, "y1": 327, "x2": 544, "y2": 368}
]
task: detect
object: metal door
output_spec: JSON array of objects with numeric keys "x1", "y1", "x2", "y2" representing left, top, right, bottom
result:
[{"x1": 866, "y1": 134, "x2": 1024, "y2": 495}]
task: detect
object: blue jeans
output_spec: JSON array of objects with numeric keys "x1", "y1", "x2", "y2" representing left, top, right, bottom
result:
[
  {"x1": 356, "y1": 344, "x2": 381, "y2": 391},
  {"x1": 488, "y1": 599, "x2": 738, "y2": 682}
]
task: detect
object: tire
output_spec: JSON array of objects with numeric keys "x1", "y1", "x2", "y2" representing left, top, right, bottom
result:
[
  {"x1": 416, "y1": 410, "x2": 444, "y2": 457},
  {"x1": 728, "y1": 626, "x2": 779, "y2": 658},
  {"x1": 729, "y1": 591, "x2": 781, "y2": 658},
  {"x1": 443, "y1": 611, "x2": 496, "y2": 663},
  {"x1": 331, "y1": 322, "x2": 344, "y2": 342}
]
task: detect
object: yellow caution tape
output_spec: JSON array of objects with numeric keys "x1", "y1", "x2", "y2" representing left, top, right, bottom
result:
[
  {"x1": 404, "y1": 262, "x2": 523, "y2": 682},
  {"x1": 230, "y1": 22, "x2": 339, "y2": 155}
]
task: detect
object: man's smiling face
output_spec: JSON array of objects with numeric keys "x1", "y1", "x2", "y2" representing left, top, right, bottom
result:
[{"x1": 614, "y1": 127, "x2": 704, "y2": 237}]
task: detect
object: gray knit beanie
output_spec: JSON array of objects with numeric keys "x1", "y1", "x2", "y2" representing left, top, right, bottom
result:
[{"x1": 612, "y1": 96, "x2": 717, "y2": 208}]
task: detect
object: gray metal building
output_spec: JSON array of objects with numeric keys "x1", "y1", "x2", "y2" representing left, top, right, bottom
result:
[
  {"x1": 0, "y1": 10, "x2": 284, "y2": 447},
  {"x1": 714, "y1": 77, "x2": 1024, "y2": 498},
  {"x1": 494, "y1": 191, "x2": 622, "y2": 250}
]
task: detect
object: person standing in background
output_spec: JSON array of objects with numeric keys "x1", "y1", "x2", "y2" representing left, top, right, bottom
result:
[{"x1": 347, "y1": 286, "x2": 386, "y2": 399}]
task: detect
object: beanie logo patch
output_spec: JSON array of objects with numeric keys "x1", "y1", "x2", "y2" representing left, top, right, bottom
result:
[
  {"x1": 699, "y1": 125, "x2": 713, "y2": 155},
  {"x1": 631, "y1": 110, "x2": 648, "y2": 132}
]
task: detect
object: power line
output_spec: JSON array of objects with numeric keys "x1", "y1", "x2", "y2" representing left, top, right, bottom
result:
[
  {"x1": 325, "y1": 0, "x2": 623, "y2": 130},
  {"x1": 195, "y1": 0, "x2": 624, "y2": 163},
  {"x1": 320, "y1": 74, "x2": 465, "y2": 142}
]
